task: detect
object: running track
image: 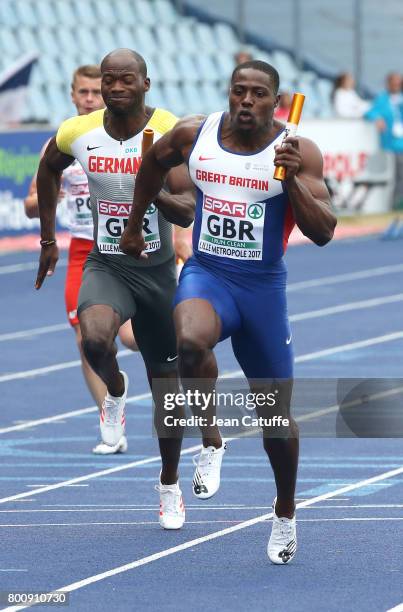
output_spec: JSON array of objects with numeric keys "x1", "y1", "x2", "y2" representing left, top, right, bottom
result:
[{"x1": 0, "y1": 235, "x2": 402, "y2": 612}]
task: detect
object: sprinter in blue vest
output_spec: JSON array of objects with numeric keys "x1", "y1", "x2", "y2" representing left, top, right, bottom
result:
[{"x1": 121, "y1": 60, "x2": 337, "y2": 563}]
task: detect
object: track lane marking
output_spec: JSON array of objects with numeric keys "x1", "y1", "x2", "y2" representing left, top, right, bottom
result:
[
  {"x1": 1, "y1": 377, "x2": 403, "y2": 504},
  {"x1": 2, "y1": 465, "x2": 403, "y2": 611},
  {"x1": 2, "y1": 284, "x2": 403, "y2": 343},
  {"x1": 1, "y1": 332, "x2": 402, "y2": 433},
  {"x1": 0, "y1": 260, "x2": 67, "y2": 276}
]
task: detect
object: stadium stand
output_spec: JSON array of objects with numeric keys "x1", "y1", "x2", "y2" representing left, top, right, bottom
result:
[
  {"x1": 184, "y1": 0, "x2": 403, "y2": 94},
  {"x1": 1, "y1": 0, "x2": 340, "y2": 125}
]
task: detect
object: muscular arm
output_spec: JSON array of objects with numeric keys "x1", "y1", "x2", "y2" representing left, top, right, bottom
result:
[
  {"x1": 35, "y1": 137, "x2": 74, "y2": 289},
  {"x1": 121, "y1": 116, "x2": 203, "y2": 258},
  {"x1": 275, "y1": 136, "x2": 337, "y2": 246},
  {"x1": 154, "y1": 162, "x2": 195, "y2": 228},
  {"x1": 37, "y1": 137, "x2": 73, "y2": 240}
]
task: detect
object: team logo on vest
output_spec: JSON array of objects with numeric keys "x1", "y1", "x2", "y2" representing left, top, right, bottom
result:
[
  {"x1": 248, "y1": 203, "x2": 263, "y2": 219},
  {"x1": 96, "y1": 199, "x2": 160, "y2": 255},
  {"x1": 198, "y1": 194, "x2": 265, "y2": 261}
]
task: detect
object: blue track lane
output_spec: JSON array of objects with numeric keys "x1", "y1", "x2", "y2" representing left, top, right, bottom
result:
[{"x1": 0, "y1": 236, "x2": 402, "y2": 612}]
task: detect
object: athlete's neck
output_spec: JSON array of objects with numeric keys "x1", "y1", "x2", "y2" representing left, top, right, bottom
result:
[{"x1": 103, "y1": 105, "x2": 154, "y2": 142}]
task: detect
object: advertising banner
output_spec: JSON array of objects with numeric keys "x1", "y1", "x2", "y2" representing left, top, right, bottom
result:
[
  {"x1": 299, "y1": 119, "x2": 394, "y2": 214},
  {"x1": 0, "y1": 121, "x2": 394, "y2": 245},
  {"x1": 0, "y1": 129, "x2": 70, "y2": 240}
]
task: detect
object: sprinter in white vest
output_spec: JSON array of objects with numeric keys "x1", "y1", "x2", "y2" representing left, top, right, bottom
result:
[
  {"x1": 35, "y1": 49, "x2": 195, "y2": 530},
  {"x1": 121, "y1": 60, "x2": 337, "y2": 562}
]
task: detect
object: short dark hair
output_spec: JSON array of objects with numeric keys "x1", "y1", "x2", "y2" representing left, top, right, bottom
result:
[
  {"x1": 231, "y1": 60, "x2": 280, "y2": 94},
  {"x1": 101, "y1": 49, "x2": 147, "y2": 77},
  {"x1": 72, "y1": 64, "x2": 101, "y2": 89}
]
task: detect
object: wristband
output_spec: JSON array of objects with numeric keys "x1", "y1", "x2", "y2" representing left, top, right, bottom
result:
[{"x1": 40, "y1": 239, "x2": 57, "y2": 247}]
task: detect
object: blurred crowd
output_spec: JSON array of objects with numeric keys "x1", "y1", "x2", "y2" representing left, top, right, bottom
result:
[{"x1": 235, "y1": 50, "x2": 403, "y2": 209}]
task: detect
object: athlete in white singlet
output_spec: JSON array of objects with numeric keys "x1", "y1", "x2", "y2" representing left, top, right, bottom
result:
[
  {"x1": 121, "y1": 60, "x2": 336, "y2": 558},
  {"x1": 26, "y1": 65, "x2": 191, "y2": 457},
  {"x1": 35, "y1": 50, "x2": 195, "y2": 530}
]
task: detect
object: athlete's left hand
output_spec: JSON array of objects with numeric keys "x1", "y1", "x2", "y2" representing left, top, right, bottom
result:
[
  {"x1": 274, "y1": 136, "x2": 302, "y2": 181},
  {"x1": 120, "y1": 227, "x2": 148, "y2": 259}
]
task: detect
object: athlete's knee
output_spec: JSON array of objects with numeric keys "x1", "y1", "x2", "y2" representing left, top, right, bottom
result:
[
  {"x1": 81, "y1": 327, "x2": 116, "y2": 365},
  {"x1": 177, "y1": 335, "x2": 211, "y2": 369}
]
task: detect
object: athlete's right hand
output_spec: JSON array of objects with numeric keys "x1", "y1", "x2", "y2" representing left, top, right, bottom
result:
[
  {"x1": 120, "y1": 227, "x2": 148, "y2": 259},
  {"x1": 35, "y1": 243, "x2": 59, "y2": 289}
]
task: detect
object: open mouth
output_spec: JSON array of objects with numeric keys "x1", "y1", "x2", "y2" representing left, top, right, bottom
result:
[{"x1": 238, "y1": 110, "x2": 254, "y2": 122}]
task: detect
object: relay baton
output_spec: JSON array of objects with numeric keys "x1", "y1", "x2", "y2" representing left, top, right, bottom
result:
[
  {"x1": 141, "y1": 128, "x2": 154, "y2": 158},
  {"x1": 273, "y1": 92, "x2": 305, "y2": 181}
]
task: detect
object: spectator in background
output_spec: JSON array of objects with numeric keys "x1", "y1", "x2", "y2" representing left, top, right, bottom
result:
[
  {"x1": 332, "y1": 72, "x2": 370, "y2": 118},
  {"x1": 274, "y1": 91, "x2": 292, "y2": 121},
  {"x1": 365, "y1": 72, "x2": 403, "y2": 209},
  {"x1": 234, "y1": 50, "x2": 253, "y2": 66}
]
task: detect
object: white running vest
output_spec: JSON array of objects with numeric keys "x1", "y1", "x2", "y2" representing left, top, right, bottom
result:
[{"x1": 188, "y1": 112, "x2": 294, "y2": 272}]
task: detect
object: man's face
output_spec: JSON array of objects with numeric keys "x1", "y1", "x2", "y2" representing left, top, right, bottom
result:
[
  {"x1": 71, "y1": 75, "x2": 104, "y2": 115},
  {"x1": 229, "y1": 68, "x2": 279, "y2": 133},
  {"x1": 101, "y1": 59, "x2": 150, "y2": 115},
  {"x1": 387, "y1": 73, "x2": 402, "y2": 94}
]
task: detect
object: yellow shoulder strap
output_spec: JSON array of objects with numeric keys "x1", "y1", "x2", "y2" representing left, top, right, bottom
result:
[
  {"x1": 56, "y1": 109, "x2": 105, "y2": 156},
  {"x1": 147, "y1": 108, "x2": 178, "y2": 135}
]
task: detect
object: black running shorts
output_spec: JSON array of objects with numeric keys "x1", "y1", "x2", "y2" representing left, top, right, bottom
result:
[{"x1": 78, "y1": 250, "x2": 178, "y2": 371}]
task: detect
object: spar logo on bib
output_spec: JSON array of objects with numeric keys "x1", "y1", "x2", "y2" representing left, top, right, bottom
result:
[
  {"x1": 97, "y1": 199, "x2": 160, "y2": 255},
  {"x1": 198, "y1": 195, "x2": 265, "y2": 260},
  {"x1": 248, "y1": 203, "x2": 263, "y2": 219}
]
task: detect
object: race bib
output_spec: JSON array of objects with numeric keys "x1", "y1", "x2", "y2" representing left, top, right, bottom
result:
[
  {"x1": 198, "y1": 194, "x2": 265, "y2": 260},
  {"x1": 68, "y1": 183, "x2": 92, "y2": 227},
  {"x1": 97, "y1": 199, "x2": 160, "y2": 255}
]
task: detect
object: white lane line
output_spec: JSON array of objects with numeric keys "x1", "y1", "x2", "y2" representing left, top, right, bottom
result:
[
  {"x1": 3, "y1": 262, "x2": 403, "y2": 343},
  {"x1": 0, "y1": 445, "x2": 202, "y2": 505},
  {"x1": 0, "y1": 521, "x2": 241, "y2": 528},
  {"x1": 295, "y1": 331, "x2": 403, "y2": 363},
  {"x1": 295, "y1": 384, "x2": 403, "y2": 424},
  {"x1": 2, "y1": 330, "x2": 403, "y2": 434},
  {"x1": 0, "y1": 349, "x2": 132, "y2": 384},
  {"x1": 0, "y1": 260, "x2": 67, "y2": 275},
  {"x1": 41, "y1": 499, "x2": 350, "y2": 507},
  {"x1": 0, "y1": 569, "x2": 27, "y2": 572},
  {"x1": 1, "y1": 375, "x2": 402, "y2": 506},
  {"x1": 2, "y1": 517, "x2": 403, "y2": 528},
  {"x1": 0, "y1": 508, "x2": 260, "y2": 514},
  {"x1": 0, "y1": 324, "x2": 69, "y2": 343},
  {"x1": 0, "y1": 392, "x2": 152, "y2": 434},
  {"x1": 287, "y1": 263, "x2": 403, "y2": 292},
  {"x1": 290, "y1": 293, "x2": 403, "y2": 322},
  {"x1": 386, "y1": 603, "x2": 403, "y2": 612},
  {"x1": 220, "y1": 331, "x2": 403, "y2": 378},
  {"x1": 25, "y1": 485, "x2": 88, "y2": 488},
  {"x1": 2, "y1": 503, "x2": 403, "y2": 513},
  {"x1": 3, "y1": 465, "x2": 403, "y2": 612},
  {"x1": 1, "y1": 260, "x2": 400, "y2": 283},
  {"x1": 3, "y1": 286, "x2": 403, "y2": 347}
]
